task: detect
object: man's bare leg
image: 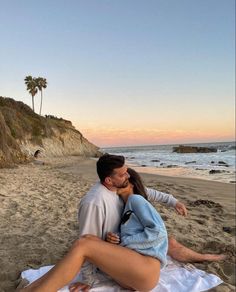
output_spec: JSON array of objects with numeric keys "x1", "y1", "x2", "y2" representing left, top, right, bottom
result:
[{"x1": 168, "y1": 236, "x2": 226, "y2": 262}]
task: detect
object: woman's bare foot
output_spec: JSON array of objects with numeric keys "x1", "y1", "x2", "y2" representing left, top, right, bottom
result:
[{"x1": 202, "y1": 254, "x2": 227, "y2": 262}]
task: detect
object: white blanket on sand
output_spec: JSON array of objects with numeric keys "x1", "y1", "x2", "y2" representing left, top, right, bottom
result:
[{"x1": 21, "y1": 256, "x2": 223, "y2": 292}]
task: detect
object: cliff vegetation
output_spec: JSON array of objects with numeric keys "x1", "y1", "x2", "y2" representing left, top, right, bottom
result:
[{"x1": 0, "y1": 96, "x2": 100, "y2": 168}]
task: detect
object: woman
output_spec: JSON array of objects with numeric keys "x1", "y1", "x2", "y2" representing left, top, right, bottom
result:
[
  {"x1": 107, "y1": 167, "x2": 168, "y2": 267},
  {"x1": 107, "y1": 168, "x2": 226, "y2": 263},
  {"x1": 21, "y1": 169, "x2": 168, "y2": 292}
]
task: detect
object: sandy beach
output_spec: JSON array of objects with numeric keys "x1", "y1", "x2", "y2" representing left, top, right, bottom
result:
[{"x1": 0, "y1": 156, "x2": 235, "y2": 292}]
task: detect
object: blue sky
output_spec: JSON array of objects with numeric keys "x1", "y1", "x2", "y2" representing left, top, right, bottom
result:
[{"x1": 0, "y1": 0, "x2": 235, "y2": 147}]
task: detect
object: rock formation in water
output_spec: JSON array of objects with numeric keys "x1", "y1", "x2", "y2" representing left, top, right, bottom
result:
[{"x1": 173, "y1": 145, "x2": 217, "y2": 153}]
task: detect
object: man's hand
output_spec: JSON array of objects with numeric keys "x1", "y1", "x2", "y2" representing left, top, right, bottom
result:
[
  {"x1": 106, "y1": 232, "x2": 120, "y2": 244},
  {"x1": 175, "y1": 201, "x2": 187, "y2": 216},
  {"x1": 69, "y1": 281, "x2": 90, "y2": 292}
]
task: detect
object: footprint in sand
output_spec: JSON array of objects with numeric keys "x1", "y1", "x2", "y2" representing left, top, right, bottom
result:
[
  {"x1": 223, "y1": 226, "x2": 236, "y2": 236},
  {"x1": 160, "y1": 215, "x2": 168, "y2": 221},
  {"x1": 221, "y1": 262, "x2": 236, "y2": 285},
  {"x1": 195, "y1": 219, "x2": 205, "y2": 225},
  {"x1": 225, "y1": 213, "x2": 236, "y2": 220}
]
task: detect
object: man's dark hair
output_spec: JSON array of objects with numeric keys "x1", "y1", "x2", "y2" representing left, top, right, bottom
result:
[{"x1": 97, "y1": 154, "x2": 125, "y2": 182}]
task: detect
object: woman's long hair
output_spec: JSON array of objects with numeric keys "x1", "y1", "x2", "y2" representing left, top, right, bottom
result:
[{"x1": 127, "y1": 168, "x2": 147, "y2": 200}]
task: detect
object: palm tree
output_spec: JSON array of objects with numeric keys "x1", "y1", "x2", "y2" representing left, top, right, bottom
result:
[
  {"x1": 36, "y1": 77, "x2": 47, "y2": 115},
  {"x1": 24, "y1": 76, "x2": 38, "y2": 112}
]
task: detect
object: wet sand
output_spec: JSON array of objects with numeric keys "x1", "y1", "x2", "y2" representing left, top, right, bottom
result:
[{"x1": 0, "y1": 156, "x2": 235, "y2": 291}]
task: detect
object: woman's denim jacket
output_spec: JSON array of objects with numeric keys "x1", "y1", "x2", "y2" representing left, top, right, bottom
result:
[{"x1": 120, "y1": 194, "x2": 168, "y2": 267}]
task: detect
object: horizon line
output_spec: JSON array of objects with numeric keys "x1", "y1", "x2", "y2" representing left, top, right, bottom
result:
[{"x1": 100, "y1": 140, "x2": 235, "y2": 149}]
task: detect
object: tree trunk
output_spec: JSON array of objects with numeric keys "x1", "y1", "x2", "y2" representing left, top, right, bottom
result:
[
  {"x1": 39, "y1": 90, "x2": 43, "y2": 115},
  {"x1": 32, "y1": 95, "x2": 35, "y2": 112}
]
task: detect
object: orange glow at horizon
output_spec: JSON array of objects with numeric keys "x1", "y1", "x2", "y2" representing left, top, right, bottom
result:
[{"x1": 80, "y1": 126, "x2": 235, "y2": 148}]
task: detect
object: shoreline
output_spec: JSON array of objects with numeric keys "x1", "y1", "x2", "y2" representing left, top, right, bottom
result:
[
  {"x1": 103, "y1": 141, "x2": 236, "y2": 184},
  {"x1": 0, "y1": 156, "x2": 235, "y2": 291},
  {"x1": 127, "y1": 163, "x2": 236, "y2": 184},
  {"x1": 2, "y1": 156, "x2": 235, "y2": 184}
]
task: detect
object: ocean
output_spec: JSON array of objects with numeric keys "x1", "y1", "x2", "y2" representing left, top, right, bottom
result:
[{"x1": 102, "y1": 141, "x2": 236, "y2": 183}]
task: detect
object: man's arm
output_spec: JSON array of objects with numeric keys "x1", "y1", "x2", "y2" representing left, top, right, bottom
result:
[
  {"x1": 146, "y1": 187, "x2": 187, "y2": 216},
  {"x1": 78, "y1": 202, "x2": 105, "y2": 286},
  {"x1": 78, "y1": 202, "x2": 104, "y2": 238}
]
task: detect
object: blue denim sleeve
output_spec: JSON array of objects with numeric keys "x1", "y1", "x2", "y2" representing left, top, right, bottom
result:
[{"x1": 121, "y1": 195, "x2": 167, "y2": 249}]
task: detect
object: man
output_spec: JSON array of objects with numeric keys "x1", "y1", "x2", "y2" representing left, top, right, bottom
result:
[
  {"x1": 75, "y1": 154, "x2": 224, "y2": 290},
  {"x1": 79, "y1": 154, "x2": 187, "y2": 240}
]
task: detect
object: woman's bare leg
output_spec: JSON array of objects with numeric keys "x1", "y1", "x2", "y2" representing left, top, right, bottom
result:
[
  {"x1": 22, "y1": 235, "x2": 160, "y2": 292},
  {"x1": 168, "y1": 236, "x2": 226, "y2": 262}
]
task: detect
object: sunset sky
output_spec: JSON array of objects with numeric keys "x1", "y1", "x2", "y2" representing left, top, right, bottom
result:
[{"x1": 0, "y1": 0, "x2": 235, "y2": 147}]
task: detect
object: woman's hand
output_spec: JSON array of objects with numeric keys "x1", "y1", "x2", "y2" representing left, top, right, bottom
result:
[{"x1": 106, "y1": 232, "x2": 120, "y2": 244}]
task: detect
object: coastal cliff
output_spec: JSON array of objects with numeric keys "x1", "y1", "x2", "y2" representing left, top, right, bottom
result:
[{"x1": 0, "y1": 96, "x2": 101, "y2": 168}]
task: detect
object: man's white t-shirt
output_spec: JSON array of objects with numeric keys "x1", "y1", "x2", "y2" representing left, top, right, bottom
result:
[{"x1": 78, "y1": 182, "x2": 124, "y2": 239}]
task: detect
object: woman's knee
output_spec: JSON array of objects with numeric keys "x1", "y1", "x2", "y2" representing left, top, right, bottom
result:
[
  {"x1": 81, "y1": 234, "x2": 101, "y2": 241},
  {"x1": 133, "y1": 260, "x2": 160, "y2": 291},
  {"x1": 71, "y1": 234, "x2": 101, "y2": 251},
  {"x1": 136, "y1": 274, "x2": 160, "y2": 291}
]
